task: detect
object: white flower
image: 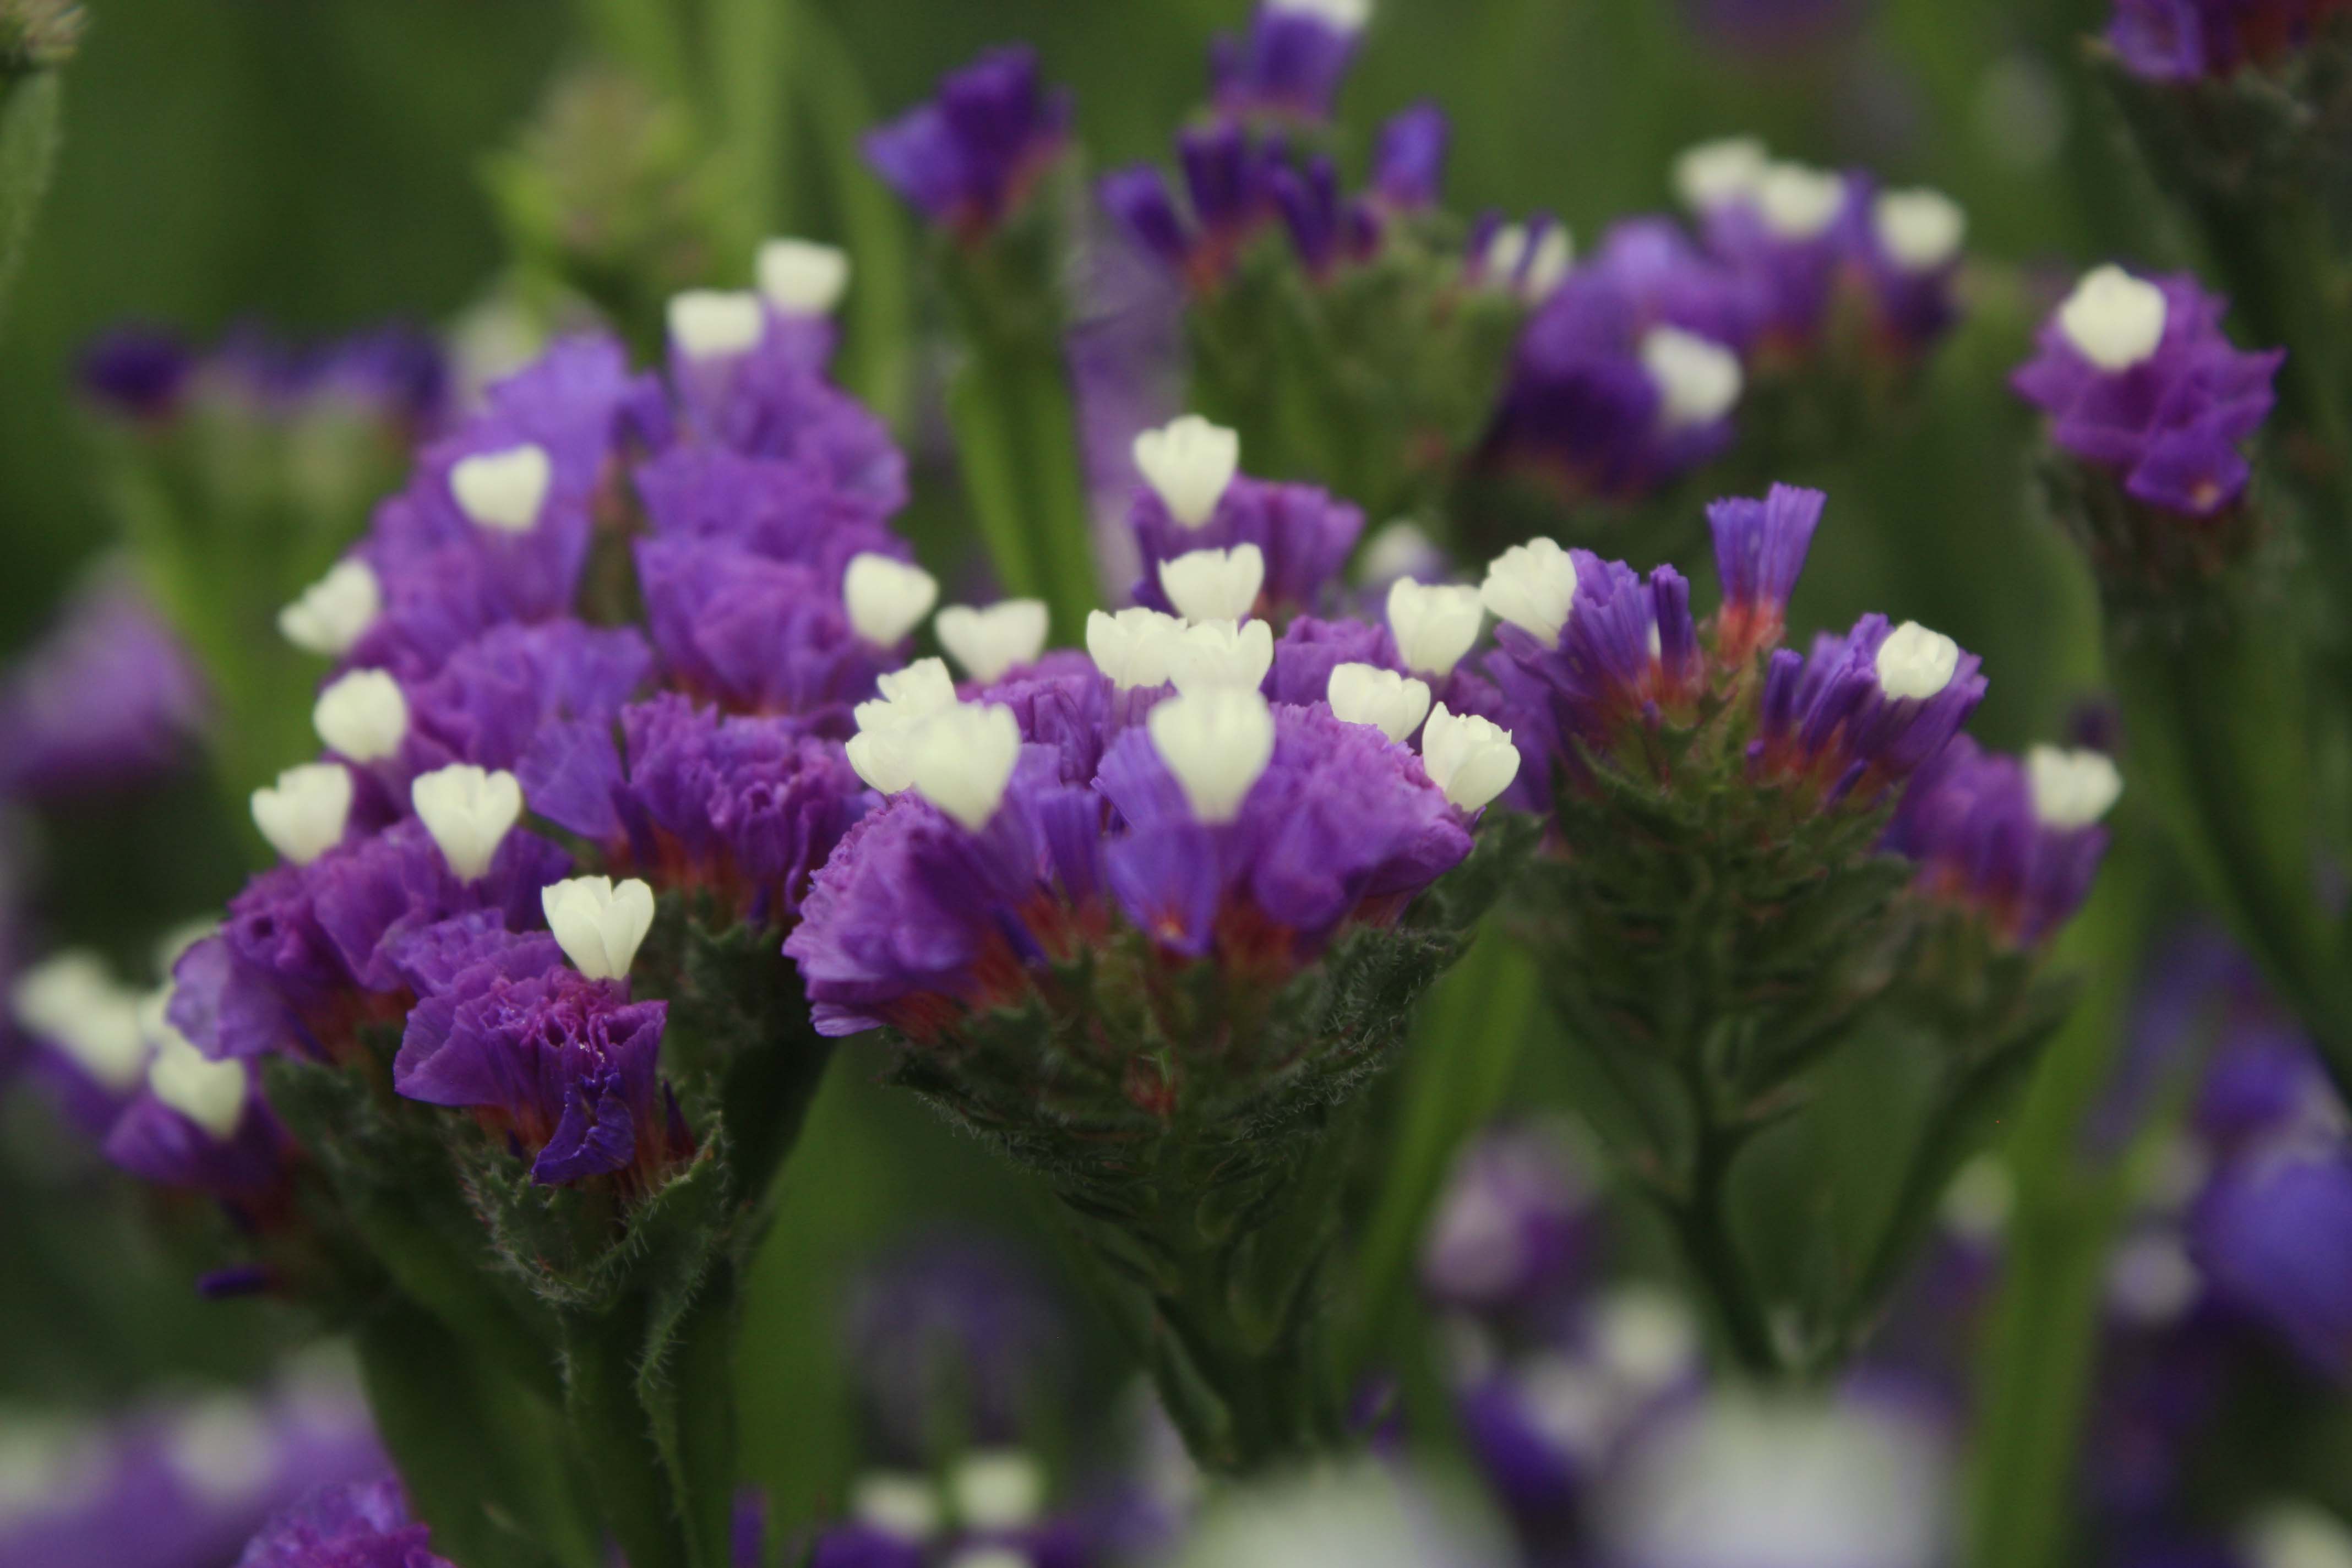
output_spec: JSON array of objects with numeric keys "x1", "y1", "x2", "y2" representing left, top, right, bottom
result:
[
  {"x1": 1149, "y1": 688, "x2": 1276, "y2": 824},
  {"x1": 1166, "y1": 617, "x2": 1275, "y2": 694},
  {"x1": 1357, "y1": 520, "x2": 1439, "y2": 587},
  {"x1": 667, "y1": 288, "x2": 766, "y2": 360},
  {"x1": 906, "y1": 703, "x2": 1021, "y2": 831},
  {"x1": 1482, "y1": 222, "x2": 1574, "y2": 300},
  {"x1": 843, "y1": 553, "x2": 940, "y2": 646},
  {"x1": 411, "y1": 764, "x2": 523, "y2": 881},
  {"x1": 1086, "y1": 607, "x2": 1185, "y2": 689},
  {"x1": 1328, "y1": 663, "x2": 1432, "y2": 743},
  {"x1": 949, "y1": 1450, "x2": 1045, "y2": 1531},
  {"x1": 1588, "y1": 1285, "x2": 1700, "y2": 1398},
  {"x1": 1640, "y1": 326, "x2": 1744, "y2": 429},
  {"x1": 1756, "y1": 161, "x2": 1848, "y2": 240},
  {"x1": 847, "y1": 658, "x2": 960, "y2": 793},
  {"x1": 1133, "y1": 415, "x2": 1240, "y2": 529},
  {"x1": 1874, "y1": 188, "x2": 1966, "y2": 273},
  {"x1": 1873, "y1": 621, "x2": 1959, "y2": 701},
  {"x1": 251, "y1": 762, "x2": 353, "y2": 866},
  {"x1": 1158, "y1": 543, "x2": 1266, "y2": 623},
  {"x1": 448, "y1": 444, "x2": 552, "y2": 533},
  {"x1": 2242, "y1": 1501, "x2": 2352, "y2": 1568},
  {"x1": 2059, "y1": 265, "x2": 2168, "y2": 372},
  {"x1": 9, "y1": 951, "x2": 149, "y2": 1091},
  {"x1": 540, "y1": 876, "x2": 656, "y2": 981},
  {"x1": 851, "y1": 1472, "x2": 943, "y2": 1543},
  {"x1": 1387, "y1": 578, "x2": 1484, "y2": 677},
  {"x1": 2025, "y1": 745, "x2": 2122, "y2": 829},
  {"x1": 142, "y1": 991, "x2": 248, "y2": 1141},
  {"x1": 1268, "y1": 0, "x2": 1371, "y2": 29},
  {"x1": 1422, "y1": 705, "x2": 1520, "y2": 812},
  {"x1": 757, "y1": 237, "x2": 851, "y2": 315},
  {"x1": 1673, "y1": 135, "x2": 1769, "y2": 212},
  {"x1": 277, "y1": 559, "x2": 381, "y2": 656},
  {"x1": 312, "y1": 668, "x2": 408, "y2": 763},
  {"x1": 1479, "y1": 537, "x2": 1578, "y2": 643},
  {"x1": 935, "y1": 599, "x2": 1050, "y2": 683}
]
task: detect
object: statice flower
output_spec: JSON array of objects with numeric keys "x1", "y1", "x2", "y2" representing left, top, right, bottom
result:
[
  {"x1": 2106, "y1": 0, "x2": 2352, "y2": 81},
  {"x1": 1486, "y1": 219, "x2": 1751, "y2": 501},
  {"x1": 1124, "y1": 416, "x2": 1364, "y2": 619},
  {"x1": 80, "y1": 322, "x2": 447, "y2": 435},
  {"x1": 1884, "y1": 737, "x2": 2122, "y2": 946},
  {"x1": 864, "y1": 46, "x2": 1074, "y2": 237},
  {"x1": 1208, "y1": 0, "x2": 1370, "y2": 123},
  {"x1": 0, "y1": 572, "x2": 208, "y2": 797},
  {"x1": 2013, "y1": 266, "x2": 2283, "y2": 543},
  {"x1": 1420, "y1": 1123, "x2": 1599, "y2": 1316},
  {"x1": 232, "y1": 1477, "x2": 453, "y2": 1568},
  {"x1": 1102, "y1": 119, "x2": 1391, "y2": 289},
  {"x1": 9, "y1": 948, "x2": 155, "y2": 1137},
  {"x1": 102, "y1": 986, "x2": 292, "y2": 1213}
]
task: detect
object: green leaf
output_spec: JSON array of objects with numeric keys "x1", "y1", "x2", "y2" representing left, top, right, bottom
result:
[{"x1": 0, "y1": 67, "x2": 60, "y2": 340}]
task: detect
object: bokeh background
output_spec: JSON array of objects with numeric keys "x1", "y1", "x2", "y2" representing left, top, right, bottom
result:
[{"x1": 0, "y1": 0, "x2": 2168, "y2": 1534}]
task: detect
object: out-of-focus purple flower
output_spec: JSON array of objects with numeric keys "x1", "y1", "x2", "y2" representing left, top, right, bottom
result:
[
  {"x1": 865, "y1": 46, "x2": 1073, "y2": 236},
  {"x1": 2012, "y1": 266, "x2": 2282, "y2": 519},
  {"x1": 2106, "y1": 0, "x2": 2350, "y2": 81},
  {"x1": 8, "y1": 948, "x2": 153, "y2": 1137},
  {"x1": 1371, "y1": 102, "x2": 1449, "y2": 210},
  {"x1": 1420, "y1": 1124, "x2": 1598, "y2": 1315},
  {"x1": 1683, "y1": 0, "x2": 1874, "y2": 53},
  {"x1": 844, "y1": 1234, "x2": 1069, "y2": 1462},
  {"x1": 0, "y1": 1364, "x2": 391, "y2": 1568},
  {"x1": 1690, "y1": 162, "x2": 1858, "y2": 353},
  {"x1": 78, "y1": 326, "x2": 193, "y2": 419},
  {"x1": 81, "y1": 322, "x2": 447, "y2": 434},
  {"x1": 0, "y1": 574, "x2": 208, "y2": 797},
  {"x1": 233, "y1": 1477, "x2": 451, "y2": 1568},
  {"x1": 1208, "y1": 0, "x2": 1370, "y2": 124},
  {"x1": 1883, "y1": 736, "x2": 2119, "y2": 946},
  {"x1": 392, "y1": 921, "x2": 678, "y2": 1188},
  {"x1": 1487, "y1": 219, "x2": 1752, "y2": 501},
  {"x1": 2189, "y1": 1146, "x2": 2352, "y2": 1379}
]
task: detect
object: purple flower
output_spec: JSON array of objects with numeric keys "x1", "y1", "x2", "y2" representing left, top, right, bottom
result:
[
  {"x1": 1749, "y1": 614, "x2": 1986, "y2": 807},
  {"x1": 1485, "y1": 549, "x2": 1705, "y2": 766},
  {"x1": 1370, "y1": 102, "x2": 1449, "y2": 210},
  {"x1": 401, "y1": 619, "x2": 650, "y2": 795},
  {"x1": 81, "y1": 322, "x2": 448, "y2": 433},
  {"x1": 1128, "y1": 476, "x2": 1363, "y2": 620},
  {"x1": 1882, "y1": 736, "x2": 2116, "y2": 946},
  {"x1": 1208, "y1": 0, "x2": 1370, "y2": 123},
  {"x1": 612, "y1": 694, "x2": 870, "y2": 926},
  {"x1": 79, "y1": 325, "x2": 193, "y2": 418},
  {"x1": 103, "y1": 1056, "x2": 292, "y2": 1210},
  {"x1": 235, "y1": 1477, "x2": 453, "y2": 1568},
  {"x1": 659, "y1": 320, "x2": 908, "y2": 517},
  {"x1": 1420, "y1": 1125, "x2": 1597, "y2": 1314},
  {"x1": 634, "y1": 444, "x2": 908, "y2": 582},
  {"x1": 2011, "y1": 267, "x2": 2282, "y2": 519},
  {"x1": 2106, "y1": 0, "x2": 2347, "y2": 80},
  {"x1": 1099, "y1": 123, "x2": 1296, "y2": 289},
  {"x1": 865, "y1": 46, "x2": 1074, "y2": 235},
  {"x1": 1692, "y1": 165, "x2": 1858, "y2": 352},
  {"x1": 0, "y1": 574, "x2": 208, "y2": 797},
  {"x1": 2190, "y1": 1146, "x2": 2352, "y2": 1379},
  {"x1": 1683, "y1": 0, "x2": 1874, "y2": 51},
  {"x1": 1489, "y1": 219, "x2": 1753, "y2": 500},
  {"x1": 635, "y1": 537, "x2": 891, "y2": 719},
  {"x1": 393, "y1": 922, "x2": 677, "y2": 1186},
  {"x1": 1708, "y1": 482, "x2": 1823, "y2": 663}
]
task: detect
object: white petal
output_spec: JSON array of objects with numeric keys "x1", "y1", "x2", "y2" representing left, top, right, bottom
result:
[
  {"x1": 1386, "y1": 578, "x2": 1484, "y2": 677},
  {"x1": 2058, "y1": 265, "x2": 2168, "y2": 372},
  {"x1": 1148, "y1": 688, "x2": 1275, "y2": 824},
  {"x1": 1756, "y1": 161, "x2": 1848, "y2": 239},
  {"x1": 1132, "y1": 415, "x2": 1240, "y2": 529},
  {"x1": 1327, "y1": 662, "x2": 1432, "y2": 743},
  {"x1": 1268, "y1": 0, "x2": 1371, "y2": 28},
  {"x1": 934, "y1": 600, "x2": 1050, "y2": 683},
  {"x1": 251, "y1": 763, "x2": 353, "y2": 866},
  {"x1": 2025, "y1": 745, "x2": 2121, "y2": 829},
  {"x1": 848, "y1": 657, "x2": 961, "y2": 792},
  {"x1": 411, "y1": 764, "x2": 524, "y2": 881},
  {"x1": 9, "y1": 951, "x2": 149, "y2": 1091},
  {"x1": 1641, "y1": 326, "x2": 1744, "y2": 429},
  {"x1": 1874, "y1": 188, "x2": 1966, "y2": 273},
  {"x1": 1479, "y1": 538, "x2": 1578, "y2": 643},
  {"x1": 949, "y1": 1450, "x2": 1045, "y2": 1532},
  {"x1": 449, "y1": 444, "x2": 552, "y2": 533},
  {"x1": 1873, "y1": 621, "x2": 1959, "y2": 701},
  {"x1": 907, "y1": 703, "x2": 1021, "y2": 831},
  {"x1": 1166, "y1": 618, "x2": 1275, "y2": 695},
  {"x1": 143, "y1": 992, "x2": 247, "y2": 1141},
  {"x1": 844, "y1": 554, "x2": 940, "y2": 646},
  {"x1": 1086, "y1": 607, "x2": 1185, "y2": 689},
  {"x1": 757, "y1": 238, "x2": 851, "y2": 315},
  {"x1": 852, "y1": 1473, "x2": 943, "y2": 1544},
  {"x1": 541, "y1": 875, "x2": 656, "y2": 981},
  {"x1": 1421, "y1": 703, "x2": 1520, "y2": 812},
  {"x1": 667, "y1": 288, "x2": 766, "y2": 360},
  {"x1": 1158, "y1": 544, "x2": 1265, "y2": 623},
  {"x1": 1673, "y1": 135, "x2": 1770, "y2": 212},
  {"x1": 312, "y1": 668, "x2": 409, "y2": 763},
  {"x1": 277, "y1": 559, "x2": 382, "y2": 656}
]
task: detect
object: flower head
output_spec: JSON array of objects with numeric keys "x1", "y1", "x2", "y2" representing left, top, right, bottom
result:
[
  {"x1": 1884, "y1": 736, "x2": 2117, "y2": 945},
  {"x1": 865, "y1": 46, "x2": 1074, "y2": 236},
  {"x1": 1209, "y1": 0, "x2": 1371, "y2": 123}
]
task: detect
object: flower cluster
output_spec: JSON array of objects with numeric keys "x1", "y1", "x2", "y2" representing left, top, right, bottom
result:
[
  {"x1": 2013, "y1": 265, "x2": 2283, "y2": 549},
  {"x1": 0, "y1": 570, "x2": 207, "y2": 798},
  {"x1": 80, "y1": 321, "x2": 449, "y2": 434},
  {"x1": 864, "y1": 46, "x2": 1074, "y2": 237},
  {"x1": 2106, "y1": 0, "x2": 2352, "y2": 81}
]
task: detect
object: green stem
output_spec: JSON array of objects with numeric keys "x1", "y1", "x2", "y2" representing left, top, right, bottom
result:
[
  {"x1": 0, "y1": 68, "x2": 61, "y2": 340},
  {"x1": 708, "y1": 0, "x2": 794, "y2": 241},
  {"x1": 1668, "y1": 1115, "x2": 1781, "y2": 1379},
  {"x1": 564, "y1": 1308, "x2": 696, "y2": 1568},
  {"x1": 948, "y1": 334, "x2": 1100, "y2": 642}
]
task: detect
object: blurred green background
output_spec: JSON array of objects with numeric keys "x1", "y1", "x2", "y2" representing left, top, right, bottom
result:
[{"x1": 0, "y1": 0, "x2": 2161, "y2": 1527}]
